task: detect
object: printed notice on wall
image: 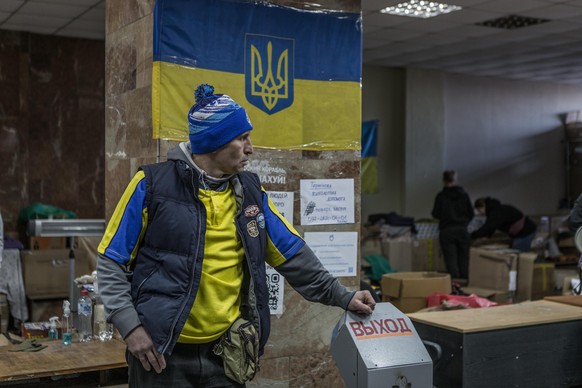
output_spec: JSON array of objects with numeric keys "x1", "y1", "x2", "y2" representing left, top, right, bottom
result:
[
  {"x1": 267, "y1": 191, "x2": 294, "y2": 225},
  {"x1": 266, "y1": 264, "x2": 284, "y2": 315},
  {"x1": 300, "y1": 179, "x2": 354, "y2": 225},
  {"x1": 304, "y1": 232, "x2": 358, "y2": 277}
]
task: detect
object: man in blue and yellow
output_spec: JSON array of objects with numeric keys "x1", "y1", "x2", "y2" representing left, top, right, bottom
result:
[{"x1": 97, "y1": 84, "x2": 376, "y2": 387}]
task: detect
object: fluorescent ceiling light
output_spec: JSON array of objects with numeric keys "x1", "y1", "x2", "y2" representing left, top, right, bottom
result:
[{"x1": 380, "y1": 0, "x2": 462, "y2": 19}]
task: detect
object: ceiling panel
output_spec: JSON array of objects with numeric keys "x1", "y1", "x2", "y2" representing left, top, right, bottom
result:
[
  {"x1": 363, "y1": 0, "x2": 582, "y2": 85},
  {"x1": 0, "y1": 0, "x2": 581, "y2": 85},
  {"x1": 0, "y1": 0, "x2": 104, "y2": 38},
  {"x1": 19, "y1": 2, "x2": 86, "y2": 18}
]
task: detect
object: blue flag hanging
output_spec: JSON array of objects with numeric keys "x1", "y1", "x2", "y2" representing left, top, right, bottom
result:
[{"x1": 362, "y1": 120, "x2": 379, "y2": 193}]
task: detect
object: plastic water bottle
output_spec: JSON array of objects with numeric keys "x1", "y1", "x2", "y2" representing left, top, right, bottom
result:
[{"x1": 77, "y1": 289, "x2": 93, "y2": 342}]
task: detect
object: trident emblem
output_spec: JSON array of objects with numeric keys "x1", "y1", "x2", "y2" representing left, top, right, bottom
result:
[
  {"x1": 251, "y1": 42, "x2": 287, "y2": 110},
  {"x1": 245, "y1": 35, "x2": 294, "y2": 114}
]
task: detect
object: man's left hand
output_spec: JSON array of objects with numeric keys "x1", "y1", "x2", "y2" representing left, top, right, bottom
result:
[{"x1": 347, "y1": 290, "x2": 376, "y2": 315}]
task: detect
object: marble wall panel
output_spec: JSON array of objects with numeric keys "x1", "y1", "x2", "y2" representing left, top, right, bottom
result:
[
  {"x1": 134, "y1": 14, "x2": 154, "y2": 89},
  {"x1": 289, "y1": 351, "x2": 345, "y2": 387},
  {"x1": 105, "y1": 0, "x2": 360, "y2": 385},
  {"x1": 106, "y1": 0, "x2": 154, "y2": 35},
  {"x1": 105, "y1": 32, "x2": 136, "y2": 97},
  {"x1": 0, "y1": 31, "x2": 104, "y2": 236},
  {"x1": 125, "y1": 87, "x2": 157, "y2": 157},
  {"x1": 0, "y1": 118, "x2": 28, "y2": 234},
  {"x1": 103, "y1": 158, "x2": 131, "y2": 218}
]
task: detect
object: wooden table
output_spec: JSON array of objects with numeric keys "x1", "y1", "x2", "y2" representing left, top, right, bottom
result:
[
  {"x1": 0, "y1": 339, "x2": 127, "y2": 383},
  {"x1": 545, "y1": 294, "x2": 582, "y2": 308},
  {"x1": 409, "y1": 299, "x2": 582, "y2": 332},
  {"x1": 408, "y1": 300, "x2": 582, "y2": 388}
]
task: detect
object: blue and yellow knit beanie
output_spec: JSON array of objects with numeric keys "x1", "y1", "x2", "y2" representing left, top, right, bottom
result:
[{"x1": 187, "y1": 84, "x2": 253, "y2": 154}]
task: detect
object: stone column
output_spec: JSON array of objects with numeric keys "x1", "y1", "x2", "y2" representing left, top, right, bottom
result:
[{"x1": 105, "y1": 1, "x2": 360, "y2": 385}]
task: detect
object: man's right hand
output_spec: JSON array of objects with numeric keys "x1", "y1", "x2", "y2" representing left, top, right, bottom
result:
[{"x1": 125, "y1": 326, "x2": 167, "y2": 374}]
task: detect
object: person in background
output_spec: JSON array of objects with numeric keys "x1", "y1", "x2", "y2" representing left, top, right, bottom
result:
[
  {"x1": 471, "y1": 197, "x2": 537, "y2": 252},
  {"x1": 431, "y1": 170, "x2": 474, "y2": 281},
  {"x1": 96, "y1": 84, "x2": 376, "y2": 387},
  {"x1": 569, "y1": 192, "x2": 582, "y2": 234},
  {"x1": 569, "y1": 193, "x2": 582, "y2": 295}
]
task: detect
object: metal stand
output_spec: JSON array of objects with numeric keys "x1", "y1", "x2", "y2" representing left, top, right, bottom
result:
[
  {"x1": 67, "y1": 237, "x2": 78, "y2": 326},
  {"x1": 27, "y1": 219, "x2": 106, "y2": 329}
]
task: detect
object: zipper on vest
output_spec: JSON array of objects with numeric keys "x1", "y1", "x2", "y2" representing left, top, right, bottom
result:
[
  {"x1": 236, "y1": 216, "x2": 261, "y2": 342},
  {"x1": 161, "y1": 165, "x2": 203, "y2": 354},
  {"x1": 235, "y1": 176, "x2": 262, "y2": 341}
]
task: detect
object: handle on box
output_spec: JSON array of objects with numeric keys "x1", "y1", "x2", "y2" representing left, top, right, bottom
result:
[{"x1": 423, "y1": 339, "x2": 443, "y2": 372}]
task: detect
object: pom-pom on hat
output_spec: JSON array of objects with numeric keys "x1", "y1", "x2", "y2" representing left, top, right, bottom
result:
[{"x1": 187, "y1": 84, "x2": 253, "y2": 154}]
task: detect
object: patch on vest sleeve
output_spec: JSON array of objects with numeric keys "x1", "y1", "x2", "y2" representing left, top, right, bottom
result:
[
  {"x1": 257, "y1": 213, "x2": 265, "y2": 229},
  {"x1": 247, "y1": 220, "x2": 259, "y2": 238},
  {"x1": 244, "y1": 205, "x2": 260, "y2": 217}
]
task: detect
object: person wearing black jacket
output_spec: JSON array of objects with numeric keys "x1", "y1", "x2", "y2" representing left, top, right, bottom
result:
[
  {"x1": 471, "y1": 197, "x2": 537, "y2": 252},
  {"x1": 432, "y1": 170, "x2": 474, "y2": 280},
  {"x1": 569, "y1": 192, "x2": 582, "y2": 233}
]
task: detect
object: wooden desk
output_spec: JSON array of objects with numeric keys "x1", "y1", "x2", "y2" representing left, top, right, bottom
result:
[
  {"x1": 408, "y1": 300, "x2": 582, "y2": 388},
  {"x1": 0, "y1": 339, "x2": 127, "y2": 383},
  {"x1": 409, "y1": 299, "x2": 582, "y2": 333},
  {"x1": 545, "y1": 294, "x2": 582, "y2": 308}
]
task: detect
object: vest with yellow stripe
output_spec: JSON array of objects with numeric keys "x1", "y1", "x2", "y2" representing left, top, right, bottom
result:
[{"x1": 134, "y1": 159, "x2": 270, "y2": 356}]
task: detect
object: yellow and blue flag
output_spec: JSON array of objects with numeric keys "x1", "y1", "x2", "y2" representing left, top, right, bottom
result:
[
  {"x1": 152, "y1": 0, "x2": 362, "y2": 150},
  {"x1": 361, "y1": 120, "x2": 378, "y2": 193}
]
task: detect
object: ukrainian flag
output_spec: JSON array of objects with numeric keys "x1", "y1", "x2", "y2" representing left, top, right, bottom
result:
[
  {"x1": 361, "y1": 120, "x2": 378, "y2": 193},
  {"x1": 152, "y1": 0, "x2": 362, "y2": 150}
]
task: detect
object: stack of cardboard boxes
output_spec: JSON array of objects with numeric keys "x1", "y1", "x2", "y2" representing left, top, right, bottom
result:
[
  {"x1": 361, "y1": 222, "x2": 451, "y2": 313},
  {"x1": 21, "y1": 237, "x2": 92, "y2": 322},
  {"x1": 363, "y1": 215, "x2": 568, "y2": 314},
  {"x1": 379, "y1": 222, "x2": 447, "y2": 273},
  {"x1": 463, "y1": 245, "x2": 555, "y2": 303},
  {"x1": 380, "y1": 272, "x2": 452, "y2": 313}
]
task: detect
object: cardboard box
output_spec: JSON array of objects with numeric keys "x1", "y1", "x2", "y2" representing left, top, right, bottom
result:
[
  {"x1": 532, "y1": 263, "x2": 556, "y2": 300},
  {"x1": 381, "y1": 238, "x2": 413, "y2": 272},
  {"x1": 516, "y1": 252, "x2": 536, "y2": 302},
  {"x1": 28, "y1": 299, "x2": 67, "y2": 322},
  {"x1": 381, "y1": 272, "x2": 452, "y2": 313},
  {"x1": 562, "y1": 276, "x2": 581, "y2": 295},
  {"x1": 28, "y1": 236, "x2": 69, "y2": 250},
  {"x1": 412, "y1": 238, "x2": 446, "y2": 272},
  {"x1": 517, "y1": 253, "x2": 556, "y2": 302},
  {"x1": 469, "y1": 246, "x2": 518, "y2": 292},
  {"x1": 555, "y1": 268, "x2": 579, "y2": 292},
  {"x1": 558, "y1": 236, "x2": 575, "y2": 249},
  {"x1": 21, "y1": 249, "x2": 90, "y2": 299},
  {"x1": 361, "y1": 237, "x2": 382, "y2": 258},
  {"x1": 471, "y1": 234, "x2": 511, "y2": 247},
  {"x1": 21, "y1": 321, "x2": 63, "y2": 339},
  {"x1": 550, "y1": 214, "x2": 570, "y2": 235},
  {"x1": 0, "y1": 334, "x2": 10, "y2": 346}
]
